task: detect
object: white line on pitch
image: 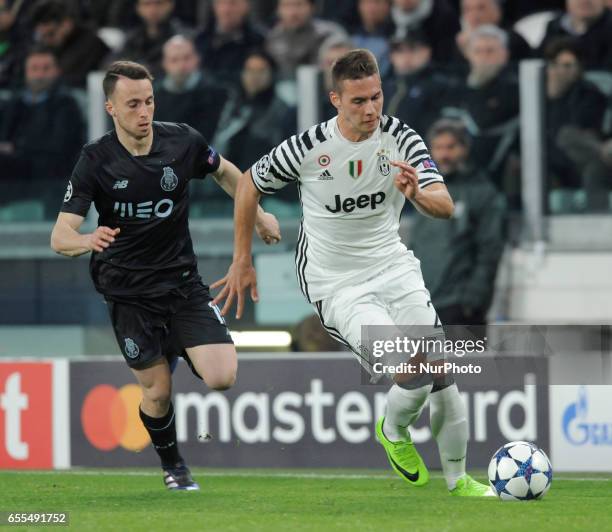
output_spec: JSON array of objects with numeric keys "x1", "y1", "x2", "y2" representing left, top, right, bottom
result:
[{"x1": 0, "y1": 470, "x2": 609, "y2": 482}]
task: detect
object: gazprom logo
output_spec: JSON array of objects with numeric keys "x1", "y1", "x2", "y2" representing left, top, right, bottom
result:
[{"x1": 562, "y1": 387, "x2": 612, "y2": 446}]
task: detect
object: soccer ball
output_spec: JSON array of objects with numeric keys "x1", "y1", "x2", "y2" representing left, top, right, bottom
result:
[{"x1": 488, "y1": 441, "x2": 553, "y2": 501}]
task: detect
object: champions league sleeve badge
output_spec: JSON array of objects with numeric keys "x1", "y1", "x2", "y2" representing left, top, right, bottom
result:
[
  {"x1": 63, "y1": 180, "x2": 73, "y2": 202},
  {"x1": 255, "y1": 154, "x2": 271, "y2": 179}
]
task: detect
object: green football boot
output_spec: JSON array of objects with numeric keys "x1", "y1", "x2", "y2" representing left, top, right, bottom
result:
[
  {"x1": 449, "y1": 474, "x2": 495, "y2": 497},
  {"x1": 375, "y1": 417, "x2": 429, "y2": 487}
]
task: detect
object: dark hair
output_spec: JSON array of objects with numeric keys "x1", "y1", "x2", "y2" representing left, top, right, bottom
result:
[
  {"x1": 244, "y1": 48, "x2": 277, "y2": 73},
  {"x1": 103, "y1": 61, "x2": 154, "y2": 99},
  {"x1": 29, "y1": 0, "x2": 71, "y2": 25},
  {"x1": 427, "y1": 119, "x2": 471, "y2": 150},
  {"x1": 25, "y1": 44, "x2": 58, "y2": 63},
  {"x1": 331, "y1": 49, "x2": 379, "y2": 92},
  {"x1": 544, "y1": 37, "x2": 582, "y2": 65},
  {"x1": 390, "y1": 29, "x2": 431, "y2": 51}
]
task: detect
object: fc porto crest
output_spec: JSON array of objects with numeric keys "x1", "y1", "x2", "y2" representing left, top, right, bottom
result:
[
  {"x1": 377, "y1": 153, "x2": 391, "y2": 177},
  {"x1": 160, "y1": 166, "x2": 178, "y2": 192},
  {"x1": 348, "y1": 160, "x2": 363, "y2": 179},
  {"x1": 124, "y1": 338, "x2": 140, "y2": 359}
]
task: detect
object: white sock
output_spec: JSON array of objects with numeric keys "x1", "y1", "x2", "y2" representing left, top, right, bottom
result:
[
  {"x1": 383, "y1": 383, "x2": 432, "y2": 442},
  {"x1": 429, "y1": 383, "x2": 468, "y2": 490}
]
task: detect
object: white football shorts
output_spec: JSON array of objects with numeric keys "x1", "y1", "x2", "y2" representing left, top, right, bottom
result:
[{"x1": 313, "y1": 254, "x2": 443, "y2": 376}]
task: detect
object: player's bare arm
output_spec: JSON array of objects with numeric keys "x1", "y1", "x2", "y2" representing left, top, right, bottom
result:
[
  {"x1": 50, "y1": 212, "x2": 120, "y2": 257},
  {"x1": 212, "y1": 156, "x2": 281, "y2": 245},
  {"x1": 391, "y1": 160, "x2": 454, "y2": 219},
  {"x1": 211, "y1": 169, "x2": 261, "y2": 319}
]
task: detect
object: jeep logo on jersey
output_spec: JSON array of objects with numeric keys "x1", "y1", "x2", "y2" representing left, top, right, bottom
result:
[
  {"x1": 160, "y1": 167, "x2": 178, "y2": 191},
  {"x1": 63, "y1": 180, "x2": 73, "y2": 202},
  {"x1": 349, "y1": 160, "x2": 363, "y2": 179},
  {"x1": 378, "y1": 154, "x2": 391, "y2": 176},
  {"x1": 325, "y1": 192, "x2": 386, "y2": 213},
  {"x1": 113, "y1": 199, "x2": 174, "y2": 219},
  {"x1": 124, "y1": 338, "x2": 140, "y2": 359}
]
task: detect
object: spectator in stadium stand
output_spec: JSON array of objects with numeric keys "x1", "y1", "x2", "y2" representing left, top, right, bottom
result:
[
  {"x1": 0, "y1": 0, "x2": 24, "y2": 87},
  {"x1": 28, "y1": 0, "x2": 109, "y2": 87},
  {"x1": 82, "y1": 0, "x2": 201, "y2": 29},
  {"x1": 544, "y1": 37, "x2": 609, "y2": 209},
  {"x1": 540, "y1": 0, "x2": 612, "y2": 71},
  {"x1": 390, "y1": 0, "x2": 460, "y2": 63},
  {"x1": 265, "y1": 0, "x2": 349, "y2": 80},
  {"x1": 195, "y1": 0, "x2": 265, "y2": 87},
  {"x1": 212, "y1": 49, "x2": 296, "y2": 174},
  {"x1": 445, "y1": 25, "x2": 519, "y2": 195},
  {"x1": 0, "y1": 45, "x2": 84, "y2": 205},
  {"x1": 499, "y1": 0, "x2": 565, "y2": 25},
  {"x1": 291, "y1": 314, "x2": 344, "y2": 352},
  {"x1": 454, "y1": 0, "x2": 532, "y2": 64},
  {"x1": 410, "y1": 119, "x2": 506, "y2": 327},
  {"x1": 319, "y1": 0, "x2": 361, "y2": 28},
  {"x1": 318, "y1": 37, "x2": 354, "y2": 121},
  {"x1": 383, "y1": 31, "x2": 455, "y2": 136},
  {"x1": 154, "y1": 35, "x2": 229, "y2": 141},
  {"x1": 350, "y1": 0, "x2": 395, "y2": 78},
  {"x1": 120, "y1": 0, "x2": 188, "y2": 77}
]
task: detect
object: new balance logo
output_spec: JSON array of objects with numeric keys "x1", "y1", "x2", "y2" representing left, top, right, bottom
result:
[
  {"x1": 113, "y1": 180, "x2": 129, "y2": 190},
  {"x1": 317, "y1": 170, "x2": 334, "y2": 181}
]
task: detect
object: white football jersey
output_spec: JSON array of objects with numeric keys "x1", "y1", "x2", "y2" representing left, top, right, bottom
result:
[{"x1": 250, "y1": 115, "x2": 444, "y2": 302}]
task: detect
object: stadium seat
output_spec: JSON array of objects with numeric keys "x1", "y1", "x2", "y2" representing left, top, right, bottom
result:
[
  {"x1": 513, "y1": 11, "x2": 557, "y2": 49},
  {"x1": 68, "y1": 88, "x2": 89, "y2": 122},
  {"x1": 548, "y1": 189, "x2": 593, "y2": 214},
  {"x1": 584, "y1": 71, "x2": 612, "y2": 135},
  {"x1": 0, "y1": 200, "x2": 45, "y2": 222},
  {"x1": 275, "y1": 80, "x2": 298, "y2": 106}
]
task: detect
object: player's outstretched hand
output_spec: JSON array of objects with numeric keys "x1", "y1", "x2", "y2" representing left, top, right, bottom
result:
[
  {"x1": 255, "y1": 211, "x2": 282, "y2": 245},
  {"x1": 86, "y1": 227, "x2": 120, "y2": 253},
  {"x1": 391, "y1": 160, "x2": 419, "y2": 200},
  {"x1": 211, "y1": 259, "x2": 258, "y2": 319}
]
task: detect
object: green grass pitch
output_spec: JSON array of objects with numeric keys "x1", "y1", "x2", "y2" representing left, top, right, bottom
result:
[{"x1": 1, "y1": 469, "x2": 611, "y2": 531}]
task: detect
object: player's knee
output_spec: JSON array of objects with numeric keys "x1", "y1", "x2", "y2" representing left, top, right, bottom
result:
[
  {"x1": 395, "y1": 371, "x2": 433, "y2": 390},
  {"x1": 206, "y1": 369, "x2": 237, "y2": 391},
  {"x1": 141, "y1": 386, "x2": 172, "y2": 410}
]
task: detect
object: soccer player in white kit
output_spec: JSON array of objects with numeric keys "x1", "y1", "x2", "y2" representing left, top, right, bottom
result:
[{"x1": 213, "y1": 49, "x2": 492, "y2": 496}]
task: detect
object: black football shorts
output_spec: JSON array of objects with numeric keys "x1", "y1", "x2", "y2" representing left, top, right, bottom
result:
[{"x1": 106, "y1": 281, "x2": 233, "y2": 374}]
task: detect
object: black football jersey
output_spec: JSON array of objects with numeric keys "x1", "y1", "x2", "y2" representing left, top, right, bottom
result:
[{"x1": 60, "y1": 121, "x2": 220, "y2": 298}]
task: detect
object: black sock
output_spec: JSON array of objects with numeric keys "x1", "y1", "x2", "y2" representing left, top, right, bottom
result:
[{"x1": 139, "y1": 402, "x2": 183, "y2": 468}]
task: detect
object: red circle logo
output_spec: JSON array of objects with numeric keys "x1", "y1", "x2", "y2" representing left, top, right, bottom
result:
[
  {"x1": 81, "y1": 384, "x2": 150, "y2": 451},
  {"x1": 318, "y1": 155, "x2": 331, "y2": 167}
]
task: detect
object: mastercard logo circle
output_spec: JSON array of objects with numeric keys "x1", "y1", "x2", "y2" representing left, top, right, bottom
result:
[{"x1": 81, "y1": 384, "x2": 150, "y2": 451}]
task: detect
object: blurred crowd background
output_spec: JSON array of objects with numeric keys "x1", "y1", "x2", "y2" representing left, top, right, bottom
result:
[
  {"x1": 0, "y1": 0, "x2": 611, "y2": 221},
  {"x1": 0, "y1": 0, "x2": 611, "y2": 349}
]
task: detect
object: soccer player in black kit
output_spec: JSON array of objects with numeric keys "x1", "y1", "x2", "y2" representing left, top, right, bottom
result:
[{"x1": 50, "y1": 61, "x2": 281, "y2": 490}]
